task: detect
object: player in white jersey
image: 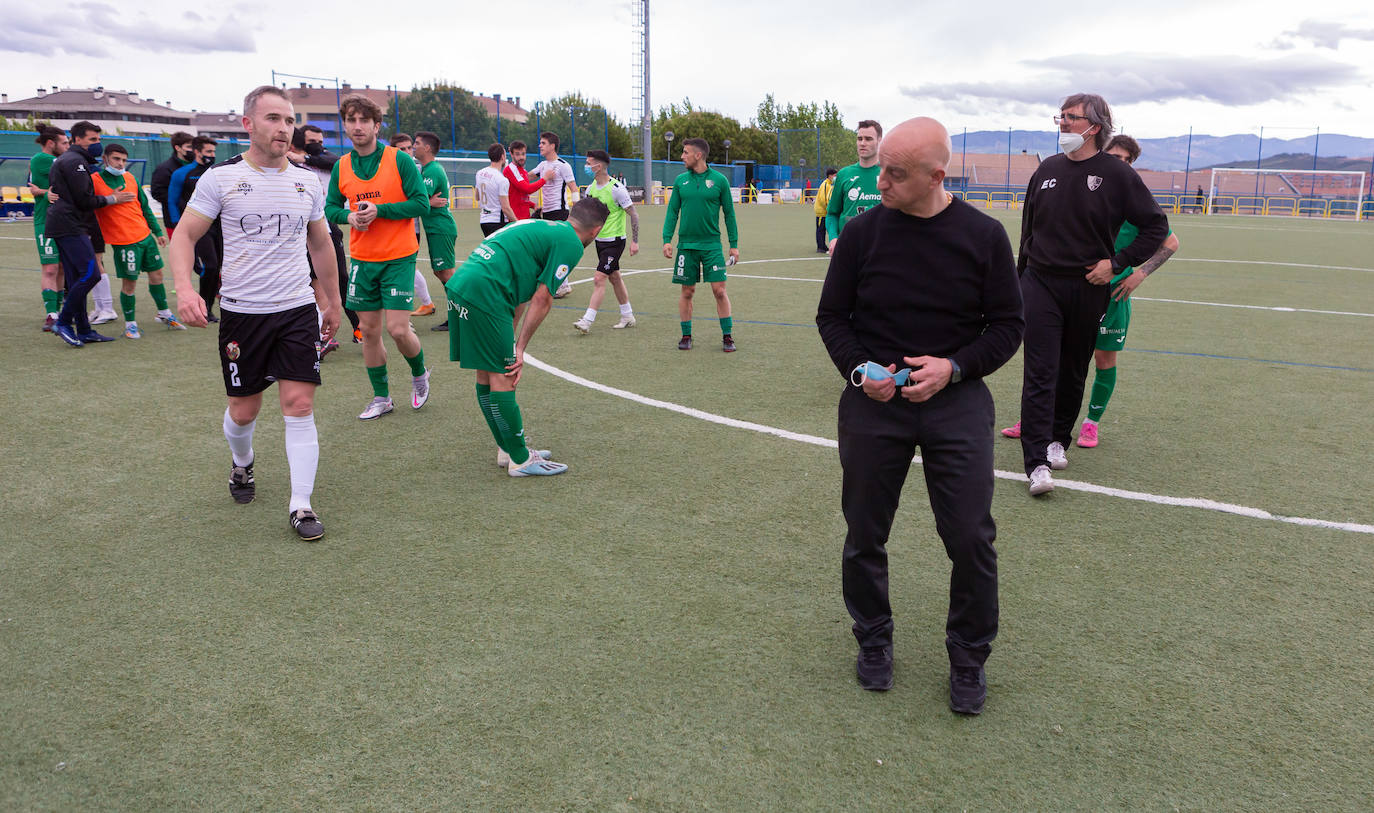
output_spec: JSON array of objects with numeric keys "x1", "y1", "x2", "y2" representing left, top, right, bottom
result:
[
  {"x1": 529, "y1": 131, "x2": 579, "y2": 297},
  {"x1": 475, "y1": 143, "x2": 517, "y2": 236},
  {"x1": 170, "y1": 85, "x2": 342, "y2": 542}
]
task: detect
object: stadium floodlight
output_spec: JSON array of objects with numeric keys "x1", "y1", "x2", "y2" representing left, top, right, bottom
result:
[{"x1": 1206, "y1": 167, "x2": 1366, "y2": 220}]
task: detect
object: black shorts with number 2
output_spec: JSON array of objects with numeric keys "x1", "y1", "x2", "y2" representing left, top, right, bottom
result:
[{"x1": 218, "y1": 303, "x2": 321, "y2": 397}]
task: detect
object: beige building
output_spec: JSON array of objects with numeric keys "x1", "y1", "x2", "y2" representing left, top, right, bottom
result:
[{"x1": 0, "y1": 87, "x2": 191, "y2": 136}]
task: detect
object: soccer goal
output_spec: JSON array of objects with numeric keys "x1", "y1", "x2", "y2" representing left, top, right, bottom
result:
[
  {"x1": 1206, "y1": 167, "x2": 1366, "y2": 220},
  {"x1": 433, "y1": 156, "x2": 494, "y2": 210}
]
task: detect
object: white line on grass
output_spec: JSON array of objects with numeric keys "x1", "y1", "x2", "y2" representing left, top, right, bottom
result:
[
  {"x1": 1135, "y1": 296, "x2": 1374, "y2": 318},
  {"x1": 524, "y1": 354, "x2": 1374, "y2": 536},
  {"x1": 670, "y1": 255, "x2": 1374, "y2": 317}
]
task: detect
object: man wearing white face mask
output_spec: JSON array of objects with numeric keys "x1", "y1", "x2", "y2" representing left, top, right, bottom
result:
[
  {"x1": 573, "y1": 149, "x2": 638, "y2": 333},
  {"x1": 1015, "y1": 93, "x2": 1168, "y2": 496}
]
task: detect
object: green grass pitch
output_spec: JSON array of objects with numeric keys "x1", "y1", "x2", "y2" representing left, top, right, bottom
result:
[{"x1": 2, "y1": 205, "x2": 1372, "y2": 809}]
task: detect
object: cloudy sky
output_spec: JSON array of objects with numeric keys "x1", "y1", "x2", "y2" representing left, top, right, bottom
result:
[{"x1": 4, "y1": 0, "x2": 1373, "y2": 141}]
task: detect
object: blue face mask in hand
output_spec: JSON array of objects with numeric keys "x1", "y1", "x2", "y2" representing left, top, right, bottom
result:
[{"x1": 850, "y1": 361, "x2": 913, "y2": 388}]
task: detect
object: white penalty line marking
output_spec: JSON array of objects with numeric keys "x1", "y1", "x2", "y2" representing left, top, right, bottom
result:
[
  {"x1": 524, "y1": 354, "x2": 1374, "y2": 536},
  {"x1": 1134, "y1": 296, "x2": 1374, "y2": 318}
]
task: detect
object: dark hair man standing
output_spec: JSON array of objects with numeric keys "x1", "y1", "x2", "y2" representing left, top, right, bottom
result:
[
  {"x1": 46, "y1": 121, "x2": 136, "y2": 346},
  {"x1": 1016, "y1": 93, "x2": 1168, "y2": 495},
  {"x1": 151, "y1": 131, "x2": 194, "y2": 233},
  {"x1": 817, "y1": 117, "x2": 1024, "y2": 714}
]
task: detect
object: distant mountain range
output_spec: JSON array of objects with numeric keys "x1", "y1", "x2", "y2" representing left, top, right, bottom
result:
[{"x1": 952, "y1": 130, "x2": 1374, "y2": 172}]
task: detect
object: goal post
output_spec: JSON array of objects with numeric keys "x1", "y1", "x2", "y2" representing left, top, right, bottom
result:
[{"x1": 1207, "y1": 167, "x2": 1366, "y2": 221}]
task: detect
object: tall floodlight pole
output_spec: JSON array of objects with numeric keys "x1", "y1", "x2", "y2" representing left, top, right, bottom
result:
[{"x1": 641, "y1": 0, "x2": 652, "y2": 193}]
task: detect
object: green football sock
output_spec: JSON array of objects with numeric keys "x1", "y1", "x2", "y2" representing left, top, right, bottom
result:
[
  {"x1": 475, "y1": 384, "x2": 502, "y2": 444},
  {"x1": 120, "y1": 292, "x2": 137, "y2": 322},
  {"x1": 42, "y1": 289, "x2": 59, "y2": 313},
  {"x1": 366, "y1": 365, "x2": 389, "y2": 398},
  {"x1": 719, "y1": 316, "x2": 733, "y2": 336},
  {"x1": 487, "y1": 390, "x2": 529, "y2": 465},
  {"x1": 149, "y1": 283, "x2": 168, "y2": 311},
  {"x1": 404, "y1": 349, "x2": 426, "y2": 377},
  {"x1": 1086, "y1": 366, "x2": 1117, "y2": 423},
  {"x1": 56, "y1": 290, "x2": 65, "y2": 310},
  {"x1": 680, "y1": 320, "x2": 692, "y2": 337}
]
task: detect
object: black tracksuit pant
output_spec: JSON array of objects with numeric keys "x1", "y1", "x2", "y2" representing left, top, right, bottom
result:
[
  {"x1": 1019, "y1": 268, "x2": 1111, "y2": 474},
  {"x1": 195, "y1": 224, "x2": 222, "y2": 315},
  {"x1": 838, "y1": 380, "x2": 999, "y2": 668},
  {"x1": 815, "y1": 216, "x2": 827, "y2": 251},
  {"x1": 54, "y1": 235, "x2": 100, "y2": 333}
]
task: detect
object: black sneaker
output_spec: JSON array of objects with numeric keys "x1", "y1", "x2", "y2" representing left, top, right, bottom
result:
[
  {"x1": 949, "y1": 664, "x2": 986, "y2": 715},
  {"x1": 229, "y1": 460, "x2": 255, "y2": 504},
  {"x1": 857, "y1": 645, "x2": 893, "y2": 691},
  {"x1": 206, "y1": 312, "x2": 220, "y2": 323},
  {"x1": 289, "y1": 509, "x2": 324, "y2": 541},
  {"x1": 431, "y1": 319, "x2": 449, "y2": 331},
  {"x1": 76, "y1": 330, "x2": 116, "y2": 343},
  {"x1": 677, "y1": 335, "x2": 693, "y2": 350},
  {"x1": 722, "y1": 334, "x2": 737, "y2": 353}
]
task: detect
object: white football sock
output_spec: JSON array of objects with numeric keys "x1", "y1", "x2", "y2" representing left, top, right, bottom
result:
[
  {"x1": 582, "y1": 308, "x2": 597, "y2": 322},
  {"x1": 92, "y1": 273, "x2": 113, "y2": 312},
  {"x1": 619, "y1": 302, "x2": 633, "y2": 315},
  {"x1": 283, "y1": 414, "x2": 318, "y2": 513},
  {"x1": 223, "y1": 408, "x2": 255, "y2": 467},
  {"x1": 414, "y1": 269, "x2": 432, "y2": 306}
]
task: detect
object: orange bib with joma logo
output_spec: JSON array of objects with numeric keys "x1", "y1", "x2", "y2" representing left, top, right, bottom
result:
[
  {"x1": 337, "y1": 145, "x2": 418, "y2": 262},
  {"x1": 91, "y1": 170, "x2": 152, "y2": 246}
]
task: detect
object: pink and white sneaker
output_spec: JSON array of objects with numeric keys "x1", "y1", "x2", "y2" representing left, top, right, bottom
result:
[
  {"x1": 1077, "y1": 420, "x2": 1099, "y2": 448},
  {"x1": 1000, "y1": 420, "x2": 1021, "y2": 439}
]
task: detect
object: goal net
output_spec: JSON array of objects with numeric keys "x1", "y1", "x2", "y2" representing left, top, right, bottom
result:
[{"x1": 1206, "y1": 167, "x2": 1366, "y2": 220}]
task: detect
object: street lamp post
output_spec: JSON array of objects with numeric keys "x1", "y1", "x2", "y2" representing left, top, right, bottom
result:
[{"x1": 723, "y1": 138, "x2": 731, "y2": 165}]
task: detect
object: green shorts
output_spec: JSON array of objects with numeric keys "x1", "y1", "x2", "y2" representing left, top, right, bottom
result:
[
  {"x1": 347, "y1": 254, "x2": 417, "y2": 311},
  {"x1": 35, "y1": 227, "x2": 58, "y2": 265},
  {"x1": 446, "y1": 295, "x2": 515, "y2": 373},
  {"x1": 672, "y1": 247, "x2": 728, "y2": 285},
  {"x1": 1096, "y1": 296, "x2": 1131, "y2": 351},
  {"x1": 425, "y1": 231, "x2": 457, "y2": 272},
  {"x1": 112, "y1": 235, "x2": 165, "y2": 280}
]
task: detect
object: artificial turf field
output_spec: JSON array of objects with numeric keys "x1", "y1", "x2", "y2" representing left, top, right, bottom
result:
[{"x1": 2, "y1": 204, "x2": 1372, "y2": 810}]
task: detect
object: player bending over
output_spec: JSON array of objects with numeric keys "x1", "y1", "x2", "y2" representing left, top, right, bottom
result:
[{"x1": 444, "y1": 197, "x2": 609, "y2": 476}]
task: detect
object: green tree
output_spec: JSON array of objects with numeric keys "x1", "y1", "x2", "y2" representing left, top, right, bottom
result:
[
  {"x1": 386, "y1": 83, "x2": 496, "y2": 152},
  {"x1": 517, "y1": 92, "x2": 635, "y2": 157}
]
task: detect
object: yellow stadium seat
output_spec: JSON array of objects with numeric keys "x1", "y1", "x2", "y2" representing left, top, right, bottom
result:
[
  {"x1": 1, "y1": 186, "x2": 20, "y2": 204},
  {"x1": 20, "y1": 186, "x2": 36, "y2": 204}
]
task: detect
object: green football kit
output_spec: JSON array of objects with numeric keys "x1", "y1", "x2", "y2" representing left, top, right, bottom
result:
[
  {"x1": 419, "y1": 159, "x2": 458, "y2": 272},
  {"x1": 444, "y1": 218, "x2": 587, "y2": 470},
  {"x1": 445, "y1": 219, "x2": 585, "y2": 371},
  {"x1": 1086, "y1": 220, "x2": 1174, "y2": 425},
  {"x1": 825, "y1": 162, "x2": 881, "y2": 242},
  {"x1": 663, "y1": 167, "x2": 738, "y2": 286}
]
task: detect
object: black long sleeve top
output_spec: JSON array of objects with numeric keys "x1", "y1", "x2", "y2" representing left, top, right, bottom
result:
[
  {"x1": 150, "y1": 153, "x2": 187, "y2": 224},
  {"x1": 44, "y1": 145, "x2": 112, "y2": 239},
  {"x1": 1017, "y1": 151, "x2": 1169, "y2": 276},
  {"x1": 816, "y1": 199, "x2": 1024, "y2": 383}
]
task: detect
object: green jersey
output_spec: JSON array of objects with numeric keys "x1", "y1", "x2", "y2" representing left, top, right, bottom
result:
[
  {"x1": 825, "y1": 162, "x2": 881, "y2": 241},
  {"x1": 29, "y1": 152, "x2": 56, "y2": 228},
  {"x1": 419, "y1": 159, "x2": 458, "y2": 237},
  {"x1": 323, "y1": 145, "x2": 430, "y2": 225},
  {"x1": 1111, "y1": 221, "x2": 1173, "y2": 285},
  {"x1": 446, "y1": 219, "x2": 585, "y2": 313},
  {"x1": 662, "y1": 167, "x2": 738, "y2": 250}
]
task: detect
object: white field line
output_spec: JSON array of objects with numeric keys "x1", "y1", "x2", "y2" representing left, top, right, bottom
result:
[
  {"x1": 649, "y1": 255, "x2": 1374, "y2": 317},
  {"x1": 524, "y1": 354, "x2": 1374, "y2": 536}
]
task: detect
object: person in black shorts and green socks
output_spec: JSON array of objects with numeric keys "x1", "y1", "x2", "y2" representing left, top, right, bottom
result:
[
  {"x1": 445, "y1": 197, "x2": 608, "y2": 476},
  {"x1": 662, "y1": 137, "x2": 740, "y2": 352}
]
